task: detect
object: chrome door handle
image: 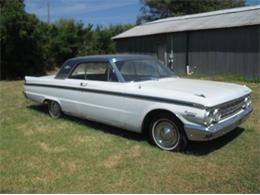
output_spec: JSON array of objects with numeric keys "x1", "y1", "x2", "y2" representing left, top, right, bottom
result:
[{"x1": 80, "y1": 82, "x2": 88, "y2": 86}]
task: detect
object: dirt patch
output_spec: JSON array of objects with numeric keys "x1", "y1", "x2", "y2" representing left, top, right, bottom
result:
[
  {"x1": 127, "y1": 145, "x2": 141, "y2": 158},
  {"x1": 38, "y1": 142, "x2": 67, "y2": 153},
  {"x1": 58, "y1": 160, "x2": 78, "y2": 173},
  {"x1": 102, "y1": 154, "x2": 123, "y2": 168},
  {"x1": 67, "y1": 161, "x2": 77, "y2": 172},
  {"x1": 72, "y1": 134, "x2": 112, "y2": 148},
  {"x1": 19, "y1": 123, "x2": 52, "y2": 136},
  {"x1": 21, "y1": 126, "x2": 35, "y2": 136},
  {"x1": 100, "y1": 144, "x2": 142, "y2": 169},
  {"x1": 73, "y1": 135, "x2": 94, "y2": 144}
]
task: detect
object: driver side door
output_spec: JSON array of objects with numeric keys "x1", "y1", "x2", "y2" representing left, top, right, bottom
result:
[{"x1": 68, "y1": 61, "x2": 127, "y2": 128}]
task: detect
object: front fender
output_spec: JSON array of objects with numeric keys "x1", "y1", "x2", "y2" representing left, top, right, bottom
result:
[{"x1": 140, "y1": 102, "x2": 205, "y2": 131}]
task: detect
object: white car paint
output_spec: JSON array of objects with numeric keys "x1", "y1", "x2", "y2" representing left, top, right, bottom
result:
[
  {"x1": 24, "y1": 75, "x2": 252, "y2": 137},
  {"x1": 23, "y1": 55, "x2": 252, "y2": 142}
]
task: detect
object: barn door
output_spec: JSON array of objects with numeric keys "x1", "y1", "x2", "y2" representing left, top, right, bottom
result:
[
  {"x1": 157, "y1": 44, "x2": 167, "y2": 65},
  {"x1": 168, "y1": 34, "x2": 187, "y2": 75}
]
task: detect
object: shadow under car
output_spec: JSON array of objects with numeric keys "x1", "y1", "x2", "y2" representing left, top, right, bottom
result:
[{"x1": 27, "y1": 104, "x2": 245, "y2": 156}]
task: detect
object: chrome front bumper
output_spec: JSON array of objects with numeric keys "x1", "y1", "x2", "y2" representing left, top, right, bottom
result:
[{"x1": 184, "y1": 107, "x2": 252, "y2": 141}]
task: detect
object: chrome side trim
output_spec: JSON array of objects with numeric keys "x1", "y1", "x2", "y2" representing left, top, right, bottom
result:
[{"x1": 24, "y1": 83, "x2": 205, "y2": 109}]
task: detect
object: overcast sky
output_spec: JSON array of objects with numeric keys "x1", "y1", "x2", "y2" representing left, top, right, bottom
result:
[{"x1": 24, "y1": 0, "x2": 260, "y2": 26}]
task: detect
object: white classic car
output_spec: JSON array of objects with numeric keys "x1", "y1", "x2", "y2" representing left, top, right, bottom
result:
[{"x1": 24, "y1": 55, "x2": 253, "y2": 151}]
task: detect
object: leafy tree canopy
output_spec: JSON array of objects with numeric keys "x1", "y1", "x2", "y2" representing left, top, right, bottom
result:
[
  {"x1": 137, "y1": 0, "x2": 245, "y2": 24},
  {"x1": 1, "y1": 0, "x2": 48, "y2": 79}
]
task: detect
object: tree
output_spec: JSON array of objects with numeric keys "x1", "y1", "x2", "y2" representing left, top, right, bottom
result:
[
  {"x1": 91, "y1": 24, "x2": 134, "y2": 55},
  {"x1": 48, "y1": 19, "x2": 89, "y2": 66},
  {"x1": 0, "y1": 0, "x2": 49, "y2": 79},
  {"x1": 137, "y1": 0, "x2": 246, "y2": 23},
  {"x1": 77, "y1": 24, "x2": 134, "y2": 56},
  {"x1": 0, "y1": 0, "x2": 134, "y2": 79}
]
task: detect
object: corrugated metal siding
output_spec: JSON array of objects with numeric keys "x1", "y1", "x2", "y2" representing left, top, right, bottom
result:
[
  {"x1": 188, "y1": 26, "x2": 259, "y2": 78},
  {"x1": 116, "y1": 34, "x2": 167, "y2": 56},
  {"x1": 116, "y1": 34, "x2": 187, "y2": 75},
  {"x1": 115, "y1": 25, "x2": 260, "y2": 79}
]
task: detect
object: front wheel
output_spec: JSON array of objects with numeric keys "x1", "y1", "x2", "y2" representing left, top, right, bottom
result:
[
  {"x1": 149, "y1": 113, "x2": 187, "y2": 151},
  {"x1": 48, "y1": 101, "x2": 62, "y2": 119}
]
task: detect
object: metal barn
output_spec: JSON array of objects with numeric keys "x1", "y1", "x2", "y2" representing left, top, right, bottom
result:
[{"x1": 113, "y1": 6, "x2": 260, "y2": 79}]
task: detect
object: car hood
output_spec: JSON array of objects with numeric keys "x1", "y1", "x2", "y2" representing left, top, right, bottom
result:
[{"x1": 137, "y1": 78, "x2": 251, "y2": 107}]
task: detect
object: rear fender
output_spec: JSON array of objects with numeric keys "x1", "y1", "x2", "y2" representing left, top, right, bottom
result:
[{"x1": 43, "y1": 96, "x2": 62, "y2": 107}]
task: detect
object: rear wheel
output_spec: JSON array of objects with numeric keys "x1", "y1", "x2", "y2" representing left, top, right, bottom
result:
[
  {"x1": 48, "y1": 101, "x2": 62, "y2": 119},
  {"x1": 149, "y1": 113, "x2": 187, "y2": 151}
]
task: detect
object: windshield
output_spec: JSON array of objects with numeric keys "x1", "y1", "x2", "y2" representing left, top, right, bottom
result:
[{"x1": 115, "y1": 59, "x2": 176, "y2": 82}]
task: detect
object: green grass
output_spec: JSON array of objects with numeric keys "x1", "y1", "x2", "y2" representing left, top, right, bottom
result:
[{"x1": 0, "y1": 80, "x2": 259, "y2": 193}]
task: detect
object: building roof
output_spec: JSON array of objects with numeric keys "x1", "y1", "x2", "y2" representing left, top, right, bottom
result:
[{"x1": 113, "y1": 5, "x2": 260, "y2": 39}]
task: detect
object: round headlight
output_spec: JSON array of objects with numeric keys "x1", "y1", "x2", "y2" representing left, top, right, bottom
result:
[
  {"x1": 242, "y1": 102, "x2": 247, "y2": 109},
  {"x1": 246, "y1": 96, "x2": 252, "y2": 107},
  {"x1": 243, "y1": 96, "x2": 251, "y2": 109},
  {"x1": 203, "y1": 111, "x2": 214, "y2": 126},
  {"x1": 212, "y1": 109, "x2": 221, "y2": 122}
]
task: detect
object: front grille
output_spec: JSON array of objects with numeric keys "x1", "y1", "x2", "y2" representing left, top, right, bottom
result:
[{"x1": 219, "y1": 97, "x2": 245, "y2": 119}]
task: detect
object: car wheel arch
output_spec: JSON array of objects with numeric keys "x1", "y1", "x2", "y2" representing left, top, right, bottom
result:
[
  {"x1": 141, "y1": 109, "x2": 185, "y2": 136},
  {"x1": 43, "y1": 98, "x2": 62, "y2": 108}
]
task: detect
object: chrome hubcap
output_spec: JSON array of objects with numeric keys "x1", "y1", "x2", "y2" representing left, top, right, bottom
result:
[
  {"x1": 153, "y1": 120, "x2": 180, "y2": 149},
  {"x1": 50, "y1": 102, "x2": 60, "y2": 117},
  {"x1": 160, "y1": 127, "x2": 173, "y2": 140}
]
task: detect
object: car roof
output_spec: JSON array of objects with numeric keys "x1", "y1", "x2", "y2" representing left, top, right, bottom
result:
[
  {"x1": 55, "y1": 54, "x2": 156, "y2": 79},
  {"x1": 68, "y1": 54, "x2": 155, "y2": 62}
]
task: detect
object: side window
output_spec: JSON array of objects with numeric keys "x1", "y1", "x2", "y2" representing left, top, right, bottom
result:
[
  {"x1": 69, "y1": 62, "x2": 118, "y2": 82},
  {"x1": 117, "y1": 60, "x2": 157, "y2": 81},
  {"x1": 69, "y1": 63, "x2": 86, "y2": 80},
  {"x1": 86, "y1": 62, "x2": 108, "y2": 81},
  {"x1": 120, "y1": 62, "x2": 135, "y2": 75},
  {"x1": 134, "y1": 61, "x2": 156, "y2": 76}
]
